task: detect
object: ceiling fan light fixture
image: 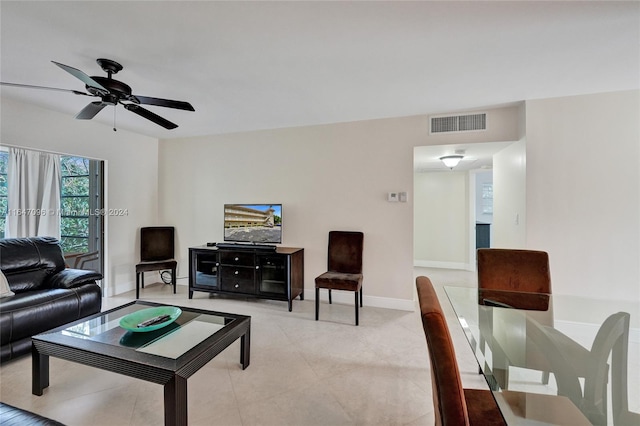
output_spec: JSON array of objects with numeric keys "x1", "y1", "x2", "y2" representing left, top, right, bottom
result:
[
  {"x1": 440, "y1": 155, "x2": 464, "y2": 169},
  {"x1": 1, "y1": 58, "x2": 195, "y2": 130}
]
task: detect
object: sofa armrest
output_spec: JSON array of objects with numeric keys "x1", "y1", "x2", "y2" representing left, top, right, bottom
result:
[{"x1": 48, "y1": 268, "x2": 103, "y2": 289}]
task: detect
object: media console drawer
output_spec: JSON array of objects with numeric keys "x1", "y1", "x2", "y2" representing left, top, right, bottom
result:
[
  {"x1": 189, "y1": 245, "x2": 304, "y2": 311},
  {"x1": 220, "y1": 267, "x2": 255, "y2": 293},
  {"x1": 220, "y1": 251, "x2": 255, "y2": 265}
]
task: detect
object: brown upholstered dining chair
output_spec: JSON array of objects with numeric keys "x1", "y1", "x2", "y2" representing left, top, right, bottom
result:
[
  {"x1": 476, "y1": 249, "x2": 621, "y2": 418},
  {"x1": 315, "y1": 231, "x2": 363, "y2": 325},
  {"x1": 135, "y1": 226, "x2": 177, "y2": 299},
  {"x1": 477, "y1": 248, "x2": 551, "y2": 294},
  {"x1": 416, "y1": 276, "x2": 506, "y2": 426},
  {"x1": 476, "y1": 248, "x2": 554, "y2": 386}
]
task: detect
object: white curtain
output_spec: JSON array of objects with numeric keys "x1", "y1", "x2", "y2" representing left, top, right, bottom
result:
[{"x1": 6, "y1": 147, "x2": 61, "y2": 239}]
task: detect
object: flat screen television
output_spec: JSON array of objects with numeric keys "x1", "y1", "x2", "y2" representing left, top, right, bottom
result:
[{"x1": 224, "y1": 204, "x2": 282, "y2": 244}]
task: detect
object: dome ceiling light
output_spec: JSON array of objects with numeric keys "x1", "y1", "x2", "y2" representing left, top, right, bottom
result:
[{"x1": 439, "y1": 150, "x2": 466, "y2": 169}]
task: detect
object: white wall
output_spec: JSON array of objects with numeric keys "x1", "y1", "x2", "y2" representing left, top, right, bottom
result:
[
  {"x1": 525, "y1": 90, "x2": 639, "y2": 300},
  {"x1": 492, "y1": 139, "x2": 527, "y2": 248},
  {"x1": 159, "y1": 116, "x2": 425, "y2": 309},
  {"x1": 0, "y1": 98, "x2": 159, "y2": 295},
  {"x1": 413, "y1": 145, "x2": 523, "y2": 272},
  {"x1": 5, "y1": 91, "x2": 637, "y2": 304},
  {"x1": 414, "y1": 171, "x2": 468, "y2": 269},
  {"x1": 159, "y1": 105, "x2": 524, "y2": 308},
  {"x1": 413, "y1": 105, "x2": 522, "y2": 269}
]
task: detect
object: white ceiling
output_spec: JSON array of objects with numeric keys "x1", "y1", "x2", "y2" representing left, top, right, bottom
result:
[
  {"x1": 414, "y1": 141, "x2": 514, "y2": 172},
  {"x1": 1, "y1": 1, "x2": 638, "y2": 140}
]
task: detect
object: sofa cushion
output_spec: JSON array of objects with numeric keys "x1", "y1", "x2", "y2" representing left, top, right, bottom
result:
[
  {"x1": 0, "y1": 270, "x2": 15, "y2": 298},
  {"x1": 0, "y1": 237, "x2": 66, "y2": 292},
  {"x1": 0, "y1": 336, "x2": 32, "y2": 362},
  {"x1": 0, "y1": 285, "x2": 102, "y2": 344}
]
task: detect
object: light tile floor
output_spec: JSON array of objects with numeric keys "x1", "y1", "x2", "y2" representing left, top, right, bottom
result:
[
  {"x1": 5, "y1": 267, "x2": 635, "y2": 425},
  {"x1": 0, "y1": 267, "x2": 483, "y2": 426}
]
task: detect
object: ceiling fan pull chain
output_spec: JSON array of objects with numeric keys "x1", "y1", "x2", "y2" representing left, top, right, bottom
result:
[{"x1": 113, "y1": 106, "x2": 117, "y2": 132}]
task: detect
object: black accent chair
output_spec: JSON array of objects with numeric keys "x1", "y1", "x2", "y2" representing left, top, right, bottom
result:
[
  {"x1": 315, "y1": 231, "x2": 363, "y2": 325},
  {"x1": 0, "y1": 237, "x2": 102, "y2": 362},
  {"x1": 135, "y1": 226, "x2": 177, "y2": 298}
]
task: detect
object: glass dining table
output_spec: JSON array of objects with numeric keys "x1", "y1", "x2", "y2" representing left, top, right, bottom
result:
[{"x1": 444, "y1": 286, "x2": 639, "y2": 426}]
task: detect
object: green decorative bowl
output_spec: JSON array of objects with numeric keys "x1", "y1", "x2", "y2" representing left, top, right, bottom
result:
[{"x1": 119, "y1": 306, "x2": 182, "y2": 332}]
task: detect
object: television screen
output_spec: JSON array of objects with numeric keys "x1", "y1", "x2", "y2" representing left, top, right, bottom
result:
[{"x1": 224, "y1": 204, "x2": 282, "y2": 243}]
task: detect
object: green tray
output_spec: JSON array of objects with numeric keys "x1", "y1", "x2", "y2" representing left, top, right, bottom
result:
[{"x1": 119, "y1": 306, "x2": 182, "y2": 332}]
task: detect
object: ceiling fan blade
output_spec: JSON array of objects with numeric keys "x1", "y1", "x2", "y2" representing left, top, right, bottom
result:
[
  {"x1": 75, "y1": 101, "x2": 107, "y2": 120},
  {"x1": 134, "y1": 95, "x2": 195, "y2": 111},
  {"x1": 1, "y1": 81, "x2": 92, "y2": 96},
  {"x1": 52, "y1": 61, "x2": 108, "y2": 93},
  {"x1": 124, "y1": 104, "x2": 178, "y2": 129}
]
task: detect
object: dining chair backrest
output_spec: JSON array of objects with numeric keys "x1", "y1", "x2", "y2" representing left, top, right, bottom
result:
[
  {"x1": 526, "y1": 311, "x2": 630, "y2": 426},
  {"x1": 327, "y1": 231, "x2": 363, "y2": 274},
  {"x1": 140, "y1": 226, "x2": 175, "y2": 262},
  {"x1": 416, "y1": 276, "x2": 470, "y2": 426},
  {"x1": 477, "y1": 248, "x2": 551, "y2": 294},
  {"x1": 585, "y1": 311, "x2": 630, "y2": 426}
]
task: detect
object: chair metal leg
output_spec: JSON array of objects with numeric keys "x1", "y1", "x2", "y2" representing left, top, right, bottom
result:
[
  {"x1": 136, "y1": 272, "x2": 140, "y2": 299},
  {"x1": 141, "y1": 272, "x2": 144, "y2": 288},
  {"x1": 172, "y1": 268, "x2": 177, "y2": 294},
  {"x1": 315, "y1": 288, "x2": 320, "y2": 321},
  {"x1": 355, "y1": 291, "x2": 359, "y2": 326},
  {"x1": 359, "y1": 288, "x2": 363, "y2": 307},
  {"x1": 329, "y1": 289, "x2": 332, "y2": 304}
]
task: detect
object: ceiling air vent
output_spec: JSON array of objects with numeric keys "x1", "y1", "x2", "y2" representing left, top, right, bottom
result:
[{"x1": 430, "y1": 113, "x2": 487, "y2": 134}]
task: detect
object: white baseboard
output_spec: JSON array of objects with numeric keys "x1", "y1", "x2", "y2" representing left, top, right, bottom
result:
[
  {"x1": 106, "y1": 276, "x2": 188, "y2": 297},
  {"x1": 414, "y1": 260, "x2": 472, "y2": 270},
  {"x1": 309, "y1": 287, "x2": 415, "y2": 311},
  {"x1": 108, "y1": 280, "x2": 133, "y2": 297},
  {"x1": 107, "y1": 279, "x2": 415, "y2": 312}
]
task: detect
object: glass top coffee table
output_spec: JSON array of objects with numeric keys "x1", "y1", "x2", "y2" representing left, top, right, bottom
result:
[{"x1": 32, "y1": 300, "x2": 251, "y2": 426}]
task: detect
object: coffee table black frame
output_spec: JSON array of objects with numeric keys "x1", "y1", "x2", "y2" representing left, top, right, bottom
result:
[{"x1": 32, "y1": 300, "x2": 250, "y2": 426}]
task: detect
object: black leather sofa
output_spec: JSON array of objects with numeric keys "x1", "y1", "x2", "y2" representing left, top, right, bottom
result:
[
  {"x1": 0, "y1": 237, "x2": 102, "y2": 362},
  {"x1": 0, "y1": 401, "x2": 65, "y2": 425}
]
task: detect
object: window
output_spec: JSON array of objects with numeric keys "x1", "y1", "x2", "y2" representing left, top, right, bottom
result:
[
  {"x1": 482, "y1": 183, "x2": 493, "y2": 215},
  {"x1": 60, "y1": 156, "x2": 103, "y2": 273},
  {"x1": 0, "y1": 151, "x2": 103, "y2": 274}
]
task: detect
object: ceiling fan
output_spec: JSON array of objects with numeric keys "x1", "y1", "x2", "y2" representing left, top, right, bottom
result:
[{"x1": 0, "y1": 58, "x2": 195, "y2": 130}]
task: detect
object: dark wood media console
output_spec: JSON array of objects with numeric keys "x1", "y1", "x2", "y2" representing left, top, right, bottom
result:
[{"x1": 188, "y1": 245, "x2": 304, "y2": 311}]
